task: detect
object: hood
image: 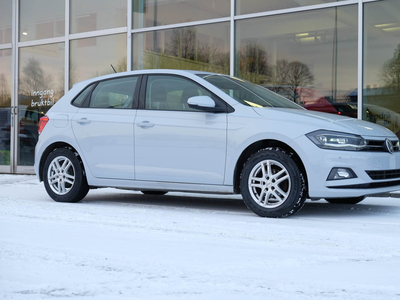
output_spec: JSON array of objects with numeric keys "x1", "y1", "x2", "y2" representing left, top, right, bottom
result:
[{"x1": 252, "y1": 107, "x2": 396, "y2": 138}]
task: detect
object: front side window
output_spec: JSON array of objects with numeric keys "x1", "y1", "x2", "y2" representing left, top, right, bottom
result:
[
  {"x1": 200, "y1": 74, "x2": 303, "y2": 109},
  {"x1": 89, "y1": 76, "x2": 138, "y2": 109},
  {"x1": 145, "y1": 75, "x2": 212, "y2": 111}
]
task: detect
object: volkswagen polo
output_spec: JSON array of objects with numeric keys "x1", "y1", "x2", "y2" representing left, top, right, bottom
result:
[{"x1": 34, "y1": 70, "x2": 400, "y2": 217}]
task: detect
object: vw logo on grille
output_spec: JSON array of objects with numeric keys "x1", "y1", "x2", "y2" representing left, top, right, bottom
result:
[{"x1": 384, "y1": 138, "x2": 394, "y2": 154}]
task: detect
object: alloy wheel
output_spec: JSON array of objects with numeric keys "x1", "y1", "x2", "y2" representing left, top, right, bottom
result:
[
  {"x1": 248, "y1": 159, "x2": 291, "y2": 208},
  {"x1": 47, "y1": 156, "x2": 76, "y2": 195}
]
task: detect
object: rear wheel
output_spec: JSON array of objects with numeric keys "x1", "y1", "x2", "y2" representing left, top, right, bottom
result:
[
  {"x1": 325, "y1": 196, "x2": 365, "y2": 204},
  {"x1": 43, "y1": 148, "x2": 89, "y2": 203},
  {"x1": 141, "y1": 191, "x2": 168, "y2": 195},
  {"x1": 240, "y1": 148, "x2": 306, "y2": 218}
]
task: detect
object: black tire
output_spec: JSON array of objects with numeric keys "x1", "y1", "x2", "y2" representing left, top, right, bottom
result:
[
  {"x1": 43, "y1": 148, "x2": 89, "y2": 203},
  {"x1": 240, "y1": 148, "x2": 306, "y2": 218},
  {"x1": 325, "y1": 196, "x2": 365, "y2": 204},
  {"x1": 141, "y1": 191, "x2": 168, "y2": 195}
]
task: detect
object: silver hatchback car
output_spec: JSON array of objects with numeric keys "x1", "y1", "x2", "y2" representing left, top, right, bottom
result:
[{"x1": 35, "y1": 70, "x2": 400, "y2": 217}]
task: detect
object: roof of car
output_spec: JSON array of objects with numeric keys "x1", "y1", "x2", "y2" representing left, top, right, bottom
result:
[{"x1": 73, "y1": 69, "x2": 220, "y2": 88}]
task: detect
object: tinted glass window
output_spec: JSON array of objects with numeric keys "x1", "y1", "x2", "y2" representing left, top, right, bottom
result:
[
  {"x1": 19, "y1": 0, "x2": 65, "y2": 42},
  {"x1": 235, "y1": 6, "x2": 358, "y2": 115},
  {"x1": 132, "y1": 22, "x2": 230, "y2": 75},
  {"x1": 89, "y1": 77, "x2": 138, "y2": 109},
  {"x1": 236, "y1": 0, "x2": 346, "y2": 16},
  {"x1": 145, "y1": 75, "x2": 212, "y2": 111},
  {"x1": 364, "y1": 0, "x2": 400, "y2": 138},
  {"x1": 69, "y1": 34, "x2": 127, "y2": 88},
  {"x1": 72, "y1": 84, "x2": 94, "y2": 107},
  {"x1": 0, "y1": 0, "x2": 12, "y2": 44},
  {"x1": 133, "y1": 0, "x2": 229, "y2": 29},
  {"x1": 18, "y1": 43, "x2": 65, "y2": 166},
  {"x1": 0, "y1": 48, "x2": 11, "y2": 167},
  {"x1": 70, "y1": 0, "x2": 127, "y2": 34}
]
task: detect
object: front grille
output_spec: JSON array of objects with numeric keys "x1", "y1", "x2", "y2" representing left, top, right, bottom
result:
[
  {"x1": 366, "y1": 169, "x2": 400, "y2": 180},
  {"x1": 364, "y1": 140, "x2": 399, "y2": 152},
  {"x1": 328, "y1": 179, "x2": 400, "y2": 189}
]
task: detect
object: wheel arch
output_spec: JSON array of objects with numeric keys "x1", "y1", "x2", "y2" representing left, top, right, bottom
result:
[
  {"x1": 38, "y1": 142, "x2": 85, "y2": 182},
  {"x1": 233, "y1": 140, "x2": 308, "y2": 195}
]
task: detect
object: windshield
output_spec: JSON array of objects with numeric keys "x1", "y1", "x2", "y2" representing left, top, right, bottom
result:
[{"x1": 198, "y1": 74, "x2": 303, "y2": 109}]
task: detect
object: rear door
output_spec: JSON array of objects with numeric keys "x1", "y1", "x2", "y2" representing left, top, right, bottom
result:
[{"x1": 72, "y1": 76, "x2": 140, "y2": 180}]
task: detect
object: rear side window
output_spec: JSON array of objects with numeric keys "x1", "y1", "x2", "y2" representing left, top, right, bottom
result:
[
  {"x1": 89, "y1": 76, "x2": 138, "y2": 109},
  {"x1": 71, "y1": 83, "x2": 95, "y2": 107}
]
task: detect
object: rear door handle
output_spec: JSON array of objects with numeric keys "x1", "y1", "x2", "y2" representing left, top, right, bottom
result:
[
  {"x1": 137, "y1": 121, "x2": 154, "y2": 128},
  {"x1": 76, "y1": 118, "x2": 91, "y2": 125}
]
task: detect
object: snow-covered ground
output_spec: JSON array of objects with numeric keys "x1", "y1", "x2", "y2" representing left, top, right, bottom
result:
[{"x1": 1, "y1": 174, "x2": 400, "y2": 300}]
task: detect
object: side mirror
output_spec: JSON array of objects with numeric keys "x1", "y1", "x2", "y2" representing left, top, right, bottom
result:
[{"x1": 187, "y1": 96, "x2": 216, "y2": 109}]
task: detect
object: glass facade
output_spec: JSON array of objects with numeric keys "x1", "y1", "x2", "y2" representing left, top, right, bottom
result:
[
  {"x1": 132, "y1": 23, "x2": 230, "y2": 74},
  {"x1": 70, "y1": 0, "x2": 127, "y2": 33},
  {"x1": 0, "y1": 49, "x2": 12, "y2": 166},
  {"x1": 70, "y1": 34, "x2": 127, "y2": 87},
  {"x1": 0, "y1": 0, "x2": 12, "y2": 44},
  {"x1": 0, "y1": 0, "x2": 398, "y2": 173},
  {"x1": 19, "y1": 0, "x2": 65, "y2": 42},
  {"x1": 133, "y1": 0, "x2": 230, "y2": 29},
  {"x1": 18, "y1": 43, "x2": 65, "y2": 165},
  {"x1": 236, "y1": 0, "x2": 346, "y2": 15},
  {"x1": 236, "y1": 6, "x2": 358, "y2": 116},
  {"x1": 363, "y1": 0, "x2": 400, "y2": 138}
]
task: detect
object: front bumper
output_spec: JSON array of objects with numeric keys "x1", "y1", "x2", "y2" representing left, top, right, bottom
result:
[{"x1": 294, "y1": 135, "x2": 400, "y2": 198}]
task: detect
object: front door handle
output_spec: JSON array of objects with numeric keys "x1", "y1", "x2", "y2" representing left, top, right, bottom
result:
[
  {"x1": 137, "y1": 121, "x2": 154, "y2": 128},
  {"x1": 76, "y1": 118, "x2": 91, "y2": 125}
]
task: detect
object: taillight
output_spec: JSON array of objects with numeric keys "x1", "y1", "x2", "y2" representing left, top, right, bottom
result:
[{"x1": 38, "y1": 115, "x2": 49, "y2": 135}]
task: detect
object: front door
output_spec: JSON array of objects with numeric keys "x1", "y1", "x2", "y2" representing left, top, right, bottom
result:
[{"x1": 134, "y1": 75, "x2": 227, "y2": 185}]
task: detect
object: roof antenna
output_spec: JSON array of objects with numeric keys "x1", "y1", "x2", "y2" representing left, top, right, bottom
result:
[{"x1": 110, "y1": 64, "x2": 117, "y2": 73}]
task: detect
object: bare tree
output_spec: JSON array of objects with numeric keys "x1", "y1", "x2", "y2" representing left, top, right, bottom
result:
[
  {"x1": 241, "y1": 42, "x2": 270, "y2": 77},
  {"x1": 0, "y1": 74, "x2": 10, "y2": 107},
  {"x1": 381, "y1": 43, "x2": 400, "y2": 94},
  {"x1": 19, "y1": 57, "x2": 52, "y2": 96},
  {"x1": 166, "y1": 28, "x2": 196, "y2": 60},
  {"x1": 271, "y1": 59, "x2": 314, "y2": 104}
]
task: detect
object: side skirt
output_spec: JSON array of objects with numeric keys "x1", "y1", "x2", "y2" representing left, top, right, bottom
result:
[{"x1": 88, "y1": 178, "x2": 235, "y2": 195}]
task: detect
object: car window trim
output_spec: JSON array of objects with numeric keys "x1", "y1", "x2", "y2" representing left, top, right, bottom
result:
[{"x1": 137, "y1": 73, "x2": 234, "y2": 113}]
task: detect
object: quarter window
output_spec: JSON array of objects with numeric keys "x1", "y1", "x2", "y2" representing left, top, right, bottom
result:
[
  {"x1": 145, "y1": 75, "x2": 212, "y2": 111},
  {"x1": 89, "y1": 76, "x2": 138, "y2": 109},
  {"x1": 72, "y1": 83, "x2": 94, "y2": 107}
]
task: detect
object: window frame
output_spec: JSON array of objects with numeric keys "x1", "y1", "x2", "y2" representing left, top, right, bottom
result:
[{"x1": 73, "y1": 75, "x2": 143, "y2": 109}]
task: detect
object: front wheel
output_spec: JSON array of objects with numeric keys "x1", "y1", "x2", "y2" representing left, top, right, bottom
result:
[
  {"x1": 240, "y1": 148, "x2": 306, "y2": 218},
  {"x1": 325, "y1": 196, "x2": 365, "y2": 204},
  {"x1": 43, "y1": 148, "x2": 89, "y2": 203}
]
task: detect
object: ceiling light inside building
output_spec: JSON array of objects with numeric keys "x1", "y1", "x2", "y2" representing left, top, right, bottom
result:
[
  {"x1": 375, "y1": 23, "x2": 397, "y2": 28},
  {"x1": 296, "y1": 33, "x2": 309, "y2": 37},
  {"x1": 382, "y1": 27, "x2": 400, "y2": 33}
]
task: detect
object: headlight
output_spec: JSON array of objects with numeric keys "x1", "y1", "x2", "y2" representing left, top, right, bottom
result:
[{"x1": 306, "y1": 130, "x2": 367, "y2": 151}]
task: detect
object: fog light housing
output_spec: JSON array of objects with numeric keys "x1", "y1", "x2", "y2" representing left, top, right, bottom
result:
[{"x1": 327, "y1": 168, "x2": 357, "y2": 181}]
